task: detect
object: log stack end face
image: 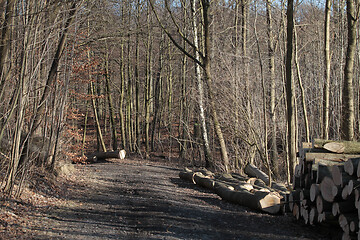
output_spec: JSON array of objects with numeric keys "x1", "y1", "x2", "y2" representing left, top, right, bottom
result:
[{"x1": 291, "y1": 141, "x2": 360, "y2": 236}]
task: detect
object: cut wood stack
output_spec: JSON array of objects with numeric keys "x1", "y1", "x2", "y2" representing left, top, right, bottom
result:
[
  {"x1": 179, "y1": 164, "x2": 289, "y2": 215},
  {"x1": 291, "y1": 139, "x2": 360, "y2": 239}
]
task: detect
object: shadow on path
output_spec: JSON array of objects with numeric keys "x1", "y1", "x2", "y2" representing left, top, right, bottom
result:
[{"x1": 31, "y1": 159, "x2": 334, "y2": 240}]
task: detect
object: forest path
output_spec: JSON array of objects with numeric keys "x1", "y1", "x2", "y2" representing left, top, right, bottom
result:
[{"x1": 30, "y1": 157, "x2": 332, "y2": 240}]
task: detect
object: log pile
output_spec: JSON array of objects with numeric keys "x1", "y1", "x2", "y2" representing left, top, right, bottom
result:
[
  {"x1": 291, "y1": 140, "x2": 360, "y2": 239},
  {"x1": 179, "y1": 164, "x2": 289, "y2": 215}
]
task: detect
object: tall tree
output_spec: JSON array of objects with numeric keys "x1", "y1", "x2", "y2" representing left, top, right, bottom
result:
[
  {"x1": 191, "y1": 0, "x2": 212, "y2": 167},
  {"x1": 286, "y1": 0, "x2": 296, "y2": 177},
  {"x1": 323, "y1": 0, "x2": 332, "y2": 140},
  {"x1": 265, "y1": 0, "x2": 279, "y2": 178},
  {"x1": 341, "y1": 0, "x2": 358, "y2": 140}
]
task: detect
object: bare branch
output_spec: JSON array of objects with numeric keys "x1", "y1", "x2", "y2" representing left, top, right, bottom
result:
[{"x1": 148, "y1": 0, "x2": 203, "y2": 67}]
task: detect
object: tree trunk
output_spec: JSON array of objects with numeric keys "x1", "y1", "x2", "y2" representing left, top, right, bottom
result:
[
  {"x1": 254, "y1": 12, "x2": 272, "y2": 186},
  {"x1": 144, "y1": 7, "x2": 153, "y2": 156},
  {"x1": 179, "y1": 4, "x2": 188, "y2": 159},
  {"x1": 0, "y1": 0, "x2": 15, "y2": 97},
  {"x1": 127, "y1": 32, "x2": 133, "y2": 152},
  {"x1": 104, "y1": 50, "x2": 118, "y2": 151},
  {"x1": 90, "y1": 82, "x2": 106, "y2": 152},
  {"x1": 323, "y1": 0, "x2": 331, "y2": 140},
  {"x1": 266, "y1": 0, "x2": 279, "y2": 179},
  {"x1": 151, "y1": 36, "x2": 163, "y2": 152},
  {"x1": 294, "y1": 25, "x2": 310, "y2": 143},
  {"x1": 135, "y1": 0, "x2": 141, "y2": 153},
  {"x1": 202, "y1": 0, "x2": 229, "y2": 172},
  {"x1": 119, "y1": 51, "x2": 126, "y2": 150},
  {"x1": 285, "y1": 0, "x2": 296, "y2": 179},
  {"x1": 341, "y1": 0, "x2": 358, "y2": 140},
  {"x1": 191, "y1": 0, "x2": 212, "y2": 168}
]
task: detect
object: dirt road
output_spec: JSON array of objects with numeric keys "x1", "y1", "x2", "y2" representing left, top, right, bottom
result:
[{"x1": 28, "y1": 158, "x2": 334, "y2": 239}]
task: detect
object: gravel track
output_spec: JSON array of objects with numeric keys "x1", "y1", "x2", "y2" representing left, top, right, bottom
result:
[{"x1": 29, "y1": 158, "x2": 335, "y2": 239}]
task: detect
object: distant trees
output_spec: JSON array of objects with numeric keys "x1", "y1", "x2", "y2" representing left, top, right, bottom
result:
[{"x1": 2, "y1": 0, "x2": 360, "y2": 197}]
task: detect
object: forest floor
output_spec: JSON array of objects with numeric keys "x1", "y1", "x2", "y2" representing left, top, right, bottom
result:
[{"x1": 0, "y1": 156, "x2": 340, "y2": 239}]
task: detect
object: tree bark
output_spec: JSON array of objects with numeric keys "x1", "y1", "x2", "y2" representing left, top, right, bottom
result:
[
  {"x1": 285, "y1": 0, "x2": 297, "y2": 179},
  {"x1": 266, "y1": 0, "x2": 279, "y2": 179},
  {"x1": 0, "y1": 0, "x2": 15, "y2": 97},
  {"x1": 104, "y1": 50, "x2": 118, "y2": 151},
  {"x1": 119, "y1": 40, "x2": 126, "y2": 150},
  {"x1": 341, "y1": 0, "x2": 358, "y2": 140},
  {"x1": 294, "y1": 25, "x2": 310, "y2": 143},
  {"x1": 323, "y1": 0, "x2": 331, "y2": 140},
  {"x1": 90, "y1": 82, "x2": 106, "y2": 152},
  {"x1": 202, "y1": 0, "x2": 229, "y2": 172},
  {"x1": 191, "y1": 0, "x2": 212, "y2": 168}
]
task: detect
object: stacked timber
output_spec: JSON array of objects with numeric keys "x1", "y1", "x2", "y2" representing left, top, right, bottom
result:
[
  {"x1": 291, "y1": 139, "x2": 360, "y2": 239},
  {"x1": 179, "y1": 164, "x2": 289, "y2": 215}
]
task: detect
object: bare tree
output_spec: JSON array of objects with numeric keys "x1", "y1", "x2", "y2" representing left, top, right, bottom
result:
[
  {"x1": 341, "y1": 0, "x2": 358, "y2": 140},
  {"x1": 323, "y1": 0, "x2": 331, "y2": 140},
  {"x1": 285, "y1": 0, "x2": 296, "y2": 177}
]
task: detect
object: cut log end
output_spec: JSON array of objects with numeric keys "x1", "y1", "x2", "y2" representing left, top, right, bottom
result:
[
  {"x1": 324, "y1": 142, "x2": 345, "y2": 154},
  {"x1": 257, "y1": 192, "x2": 281, "y2": 214}
]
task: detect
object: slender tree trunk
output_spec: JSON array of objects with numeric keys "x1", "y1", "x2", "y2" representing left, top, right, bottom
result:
[
  {"x1": 191, "y1": 0, "x2": 212, "y2": 168},
  {"x1": 144, "y1": 7, "x2": 153, "y2": 156},
  {"x1": 341, "y1": 0, "x2": 358, "y2": 140},
  {"x1": 254, "y1": 12, "x2": 272, "y2": 186},
  {"x1": 90, "y1": 81, "x2": 106, "y2": 152},
  {"x1": 202, "y1": 0, "x2": 229, "y2": 172},
  {"x1": 82, "y1": 105, "x2": 88, "y2": 156},
  {"x1": 323, "y1": 0, "x2": 332, "y2": 140},
  {"x1": 242, "y1": 0, "x2": 256, "y2": 165},
  {"x1": 0, "y1": 0, "x2": 15, "y2": 98},
  {"x1": 266, "y1": 0, "x2": 279, "y2": 178},
  {"x1": 179, "y1": 2, "x2": 188, "y2": 158},
  {"x1": 151, "y1": 36, "x2": 163, "y2": 152},
  {"x1": 241, "y1": 0, "x2": 250, "y2": 120},
  {"x1": 167, "y1": 37, "x2": 173, "y2": 157},
  {"x1": 104, "y1": 51, "x2": 118, "y2": 150},
  {"x1": 294, "y1": 25, "x2": 310, "y2": 142},
  {"x1": 126, "y1": 34, "x2": 133, "y2": 152},
  {"x1": 286, "y1": 0, "x2": 296, "y2": 178},
  {"x1": 135, "y1": 2, "x2": 141, "y2": 153},
  {"x1": 119, "y1": 39, "x2": 126, "y2": 150},
  {"x1": 233, "y1": 0, "x2": 241, "y2": 169}
]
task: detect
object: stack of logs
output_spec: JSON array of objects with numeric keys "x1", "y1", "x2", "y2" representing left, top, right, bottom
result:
[
  {"x1": 179, "y1": 164, "x2": 289, "y2": 215},
  {"x1": 291, "y1": 139, "x2": 360, "y2": 240}
]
